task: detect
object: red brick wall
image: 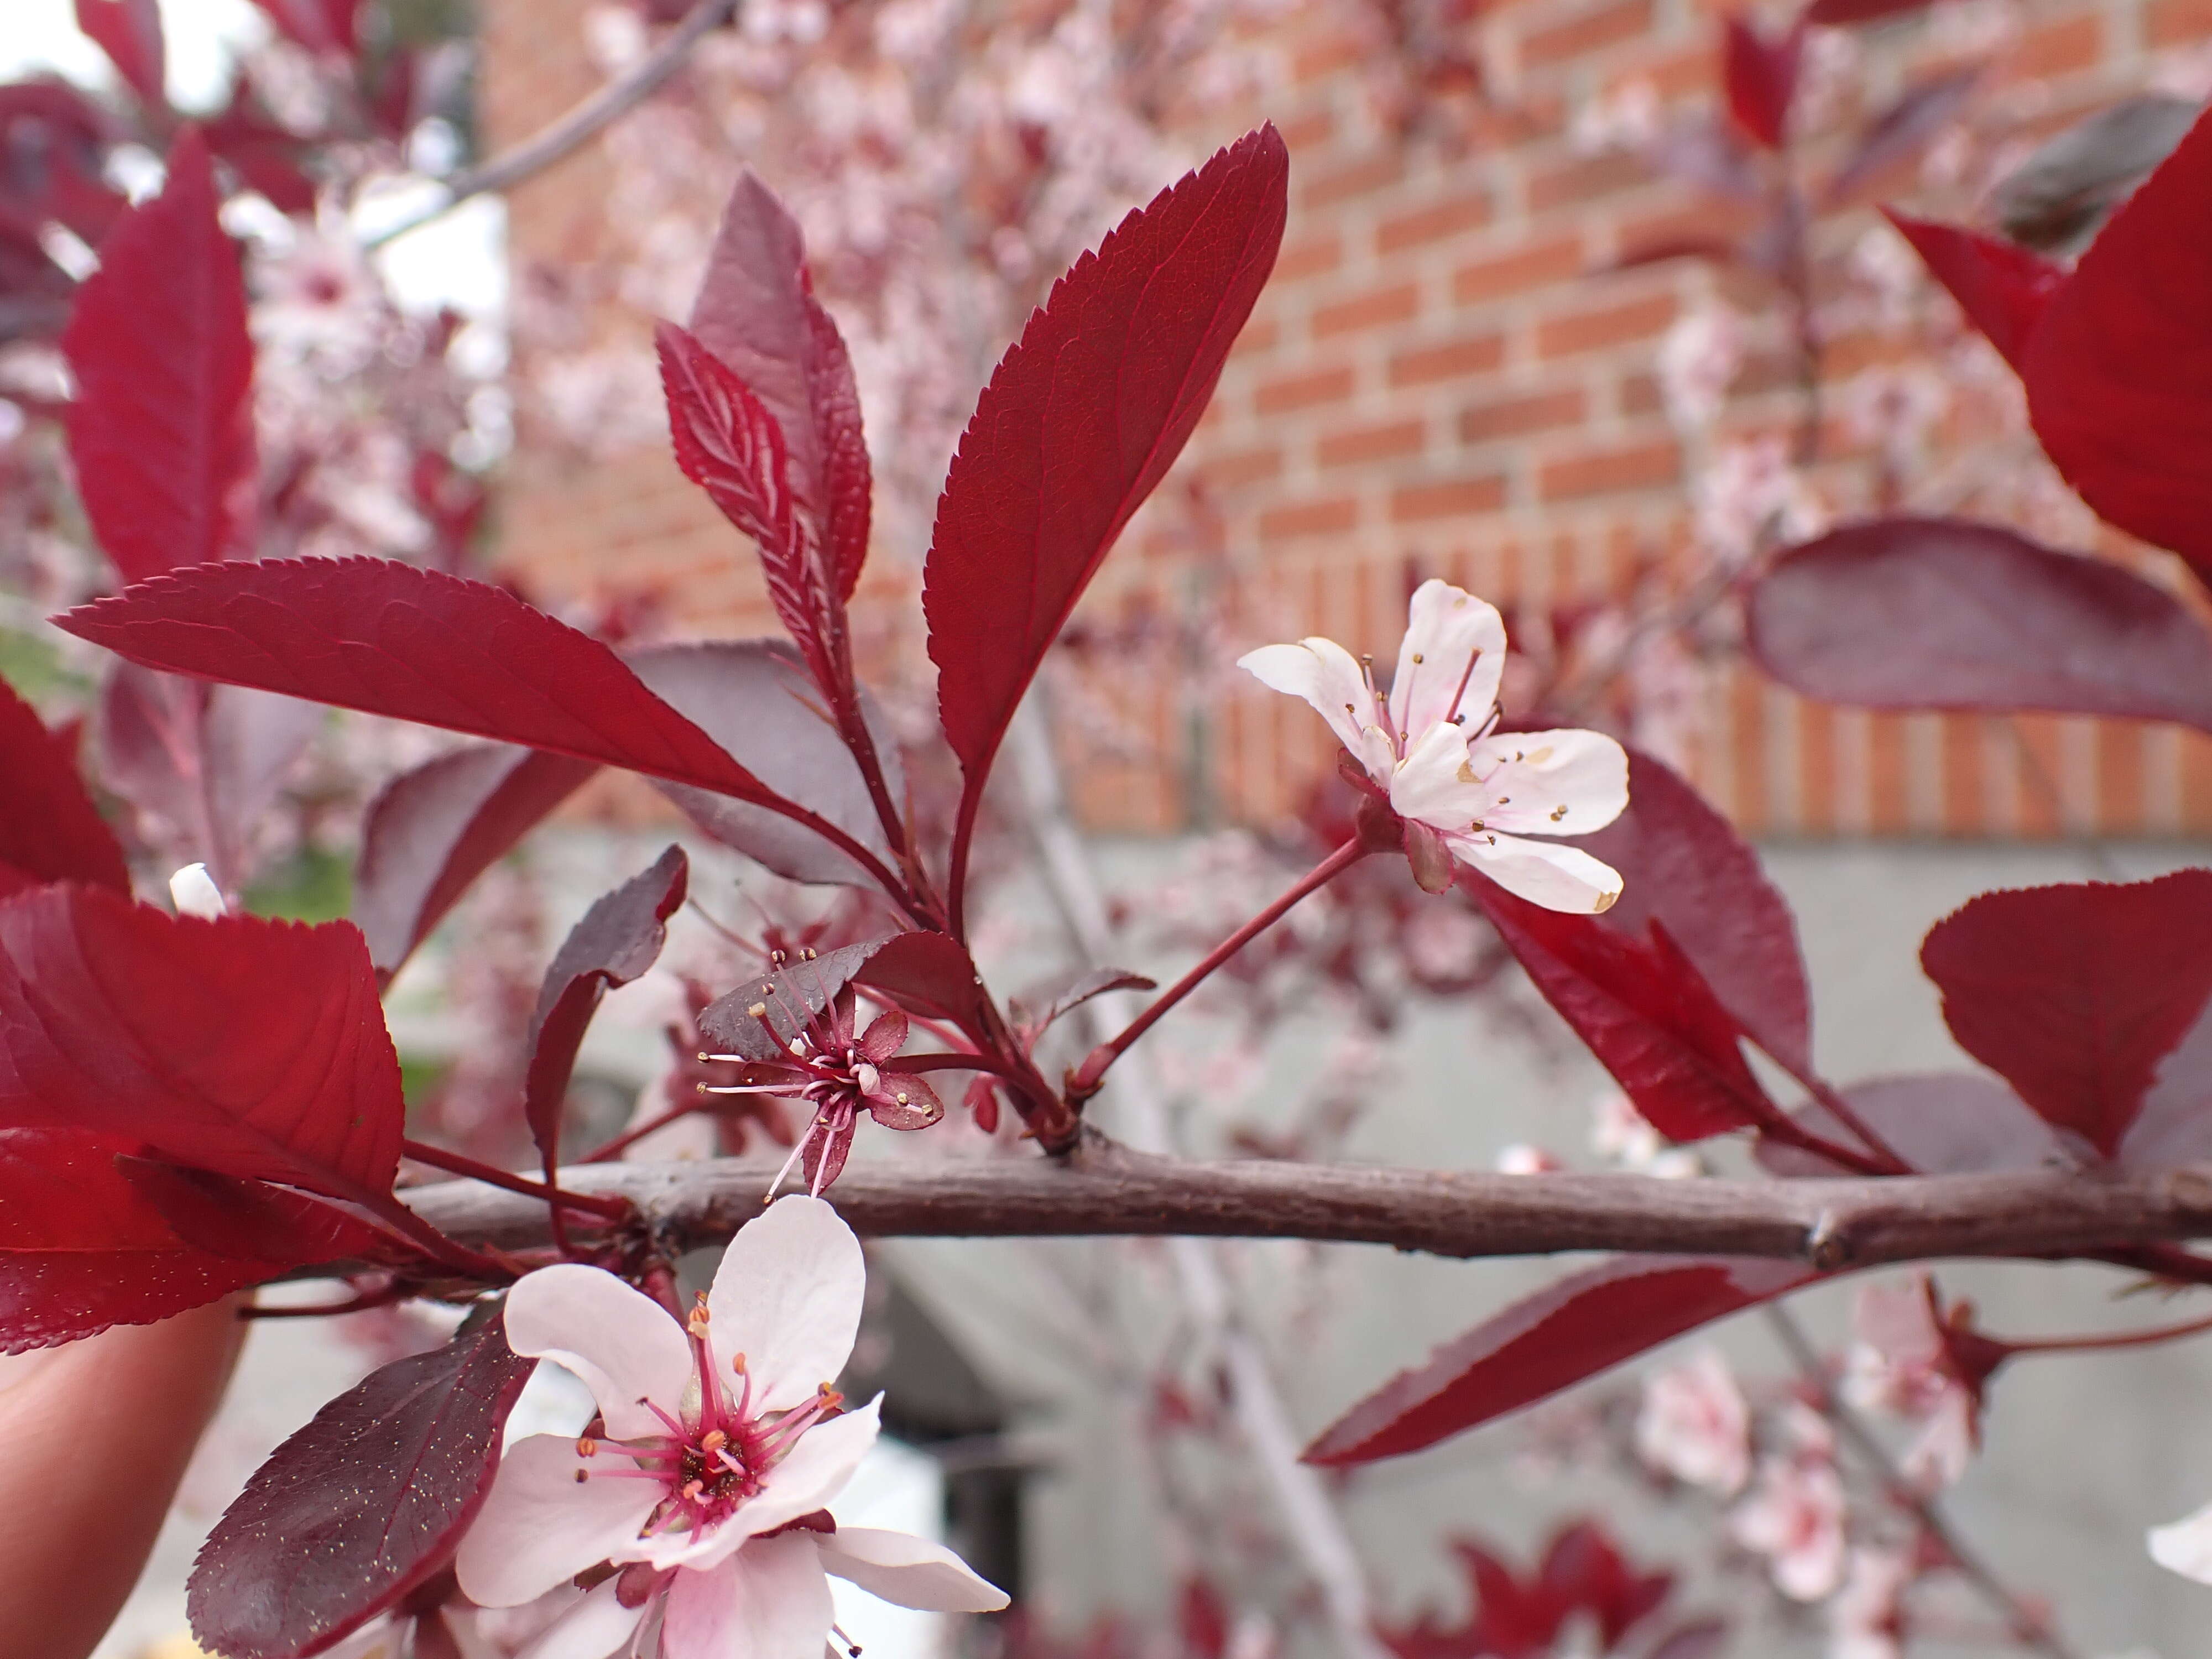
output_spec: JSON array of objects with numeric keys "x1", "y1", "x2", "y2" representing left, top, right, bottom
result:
[{"x1": 481, "y1": 0, "x2": 2212, "y2": 839}]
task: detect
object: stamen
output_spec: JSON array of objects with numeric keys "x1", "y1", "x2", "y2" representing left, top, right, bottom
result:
[
  {"x1": 576, "y1": 1438, "x2": 599, "y2": 1458},
  {"x1": 765, "y1": 1119, "x2": 816, "y2": 1202},
  {"x1": 641, "y1": 1397, "x2": 688, "y2": 1438},
  {"x1": 1550, "y1": 804, "x2": 1568, "y2": 821},
  {"x1": 702, "y1": 1428, "x2": 728, "y2": 1455},
  {"x1": 1444, "y1": 646, "x2": 1484, "y2": 722}
]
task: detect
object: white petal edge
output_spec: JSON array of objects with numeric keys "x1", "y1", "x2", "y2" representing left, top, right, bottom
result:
[
  {"x1": 1465, "y1": 727, "x2": 1629, "y2": 837},
  {"x1": 1237, "y1": 639, "x2": 1391, "y2": 774},
  {"x1": 169, "y1": 862, "x2": 227, "y2": 919},
  {"x1": 707, "y1": 1194, "x2": 867, "y2": 1414},
  {"x1": 820, "y1": 1526, "x2": 1012, "y2": 1613},
  {"x1": 1386, "y1": 721, "x2": 1492, "y2": 831},
  {"x1": 456, "y1": 1434, "x2": 662, "y2": 1608},
  {"x1": 1451, "y1": 831, "x2": 1624, "y2": 914},
  {"x1": 517, "y1": 1578, "x2": 649, "y2": 1659},
  {"x1": 662, "y1": 1535, "x2": 833, "y2": 1659},
  {"x1": 504, "y1": 1264, "x2": 696, "y2": 1441},
  {"x1": 1389, "y1": 580, "x2": 1505, "y2": 739},
  {"x1": 2151, "y1": 1500, "x2": 2212, "y2": 1583},
  {"x1": 644, "y1": 1397, "x2": 884, "y2": 1572}
]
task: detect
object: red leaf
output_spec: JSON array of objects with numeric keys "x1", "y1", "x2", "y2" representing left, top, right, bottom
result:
[
  {"x1": 1802, "y1": 0, "x2": 1933, "y2": 20},
  {"x1": 1579, "y1": 749, "x2": 1811, "y2": 1071},
  {"x1": 524, "y1": 846, "x2": 687, "y2": 1171},
  {"x1": 1722, "y1": 15, "x2": 1803, "y2": 150},
  {"x1": 1884, "y1": 210, "x2": 2063, "y2": 373},
  {"x1": 116, "y1": 1156, "x2": 404, "y2": 1269},
  {"x1": 0, "y1": 1128, "x2": 363, "y2": 1353},
  {"x1": 1472, "y1": 881, "x2": 1781, "y2": 1141},
  {"x1": 62, "y1": 127, "x2": 255, "y2": 585},
  {"x1": 352, "y1": 744, "x2": 598, "y2": 982},
  {"x1": 1919, "y1": 872, "x2": 2212, "y2": 1159},
  {"x1": 1756, "y1": 1072, "x2": 2065, "y2": 1176},
  {"x1": 628, "y1": 639, "x2": 904, "y2": 887},
  {"x1": 247, "y1": 0, "x2": 361, "y2": 53},
  {"x1": 0, "y1": 679, "x2": 129, "y2": 897},
  {"x1": 0, "y1": 886, "x2": 403, "y2": 1202},
  {"x1": 925, "y1": 127, "x2": 1287, "y2": 837},
  {"x1": 187, "y1": 1313, "x2": 534, "y2": 1659},
  {"x1": 688, "y1": 173, "x2": 872, "y2": 598},
  {"x1": 855, "y1": 929, "x2": 995, "y2": 1040},
  {"x1": 74, "y1": 0, "x2": 166, "y2": 105},
  {"x1": 1304, "y1": 1256, "x2": 1817, "y2": 1464},
  {"x1": 1537, "y1": 1523, "x2": 1672, "y2": 1649},
  {"x1": 1749, "y1": 517, "x2": 2212, "y2": 733},
  {"x1": 2020, "y1": 105, "x2": 2212, "y2": 583},
  {"x1": 202, "y1": 81, "x2": 319, "y2": 215},
  {"x1": 55, "y1": 557, "x2": 797, "y2": 810}
]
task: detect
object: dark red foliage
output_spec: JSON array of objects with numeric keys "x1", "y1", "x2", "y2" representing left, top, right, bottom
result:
[
  {"x1": 1758, "y1": 1072, "x2": 2066, "y2": 1177},
  {"x1": 925, "y1": 125, "x2": 1288, "y2": 878},
  {"x1": 1800, "y1": 0, "x2": 1934, "y2": 21},
  {"x1": 187, "y1": 1313, "x2": 534, "y2": 1659},
  {"x1": 1381, "y1": 1521, "x2": 1672, "y2": 1659},
  {"x1": 1825, "y1": 68, "x2": 1980, "y2": 203},
  {"x1": 0, "y1": 885, "x2": 403, "y2": 1203},
  {"x1": 1472, "y1": 881, "x2": 1782, "y2": 1144},
  {"x1": 1304, "y1": 1257, "x2": 1816, "y2": 1465},
  {"x1": 0, "y1": 1129, "x2": 385, "y2": 1353},
  {"x1": 855, "y1": 928, "x2": 997, "y2": 1041},
  {"x1": 701, "y1": 939, "x2": 895, "y2": 1060},
  {"x1": 686, "y1": 173, "x2": 872, "y2": 604},
  {"x1": 351, "y1": 744, "x2": 599, "y2": 981},
  {"x1": 628, "y1": 639, "x2": 904, "y2": 886},
  {"x1": 1883, "y1": 211, "x2": 2062, "y2": 372},
  {"x1": 1919, "y1": 872, "x2": 2212, "y2": 1159},
  {"x1": 248, "y1": 0, "x2": 362, "y2": 53},
  {"x1": 75, "y1": 0, "x2": 166, "y2": 106},
  {"x1": 1578, "y1": 748, "x2": 1811, "y2": 1071},
  {"x1": 0, "y1": 680, "x2": 129, "y2": 898},
  {"x1": 62, "y1": 128, "x2": 255, "y2": 585},
  {"x1": 1749, "y1": 517, "x2": 2212, "y2": 733},
  {"x1": 524, "y1": 846, "x2": 687, "y2": 1171},
  {"x1": 55, "y1": 557, "x2": 801, "y2": 810},
  {"x1": 1721, "y1": 15, "x2": 1802, "y2": 150}
]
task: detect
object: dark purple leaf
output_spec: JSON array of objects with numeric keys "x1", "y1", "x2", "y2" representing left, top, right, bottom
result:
[
  {"x1": 0, "y1": 678, "x2": 128, "y2": 898},
  {"x1": 1472, "y1": 881, "x2": 1781, "y2": 1142},
  {"x1": 627, "y1": 639, "x2": 903, "y2": 887},
  {"x1": 1747, "y1": 517, "x2": 2212, "y2": 733},
  {"x1": 1824, "y1": 66, "x2": 1979, "y2": 204},
  {"x1": 524, "y1": 846, "x2": 687, "y2": 1171},
  {"x1": 1722, "y1": 15, "x2": 1803, "y2": 150},
  {"x1": 1801, "y1": 0, "x2": 1934, "y2": 23},
  {"x1": 352, "y1": 744, "x2": 599, "y2": 982},
  {"x1": 1919, "y1": 871, "x2": 2212, "y2": 1159},
  {"x1": 62, "y1": 127, "x2": 255, "y2": 585},
  {"x1": 1304, "y1": 1257, "x2": 1817, "y2": 1464},
  {"x1": 701, "y1": 938, "x2": 888, "y2": 1061},
  {"x1": 0, "y1": 885, "x2": 404, "y2": 1203},
  {"x1": 55, "y1": 557, "x2": 805, "y2": 811},
  {"x1": 1013, "y1": 967, "x2": 1158, "y2": 1037},
  {"x1": 854, "y1": 930, "x2": 995, "y2": 1040},
  {"x1": 925, "y1": 127, "x2": 1287, "y2": 853},
  {"x1": 1992, "y1": 94, "x2": 2201, "y2": 252},
  {"x1": 1885, "y1": 208, "x2": 2063, "y2": 373},
  {"x1": 187, "y1": 1313, "x2": 534, "y2": 1659},
  {"x1": 687, "y1": 173, "x2": 872, "y2": 598},
  {"x1": 1580, "y1": 748, "x2": 1811, "y2": 1071}
]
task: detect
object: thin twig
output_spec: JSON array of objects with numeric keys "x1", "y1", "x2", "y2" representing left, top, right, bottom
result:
[
  {"x1": 1762, "y1": 1306, "x2": 2081, "y2": 1659},
  {"x1": 363, "y1": 0, "x2": 739, "y2": 249}
]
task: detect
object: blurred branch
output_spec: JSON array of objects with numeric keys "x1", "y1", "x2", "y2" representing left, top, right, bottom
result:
[
  {"x1": 397, "y1": 1142, "x2": 2212, "y2": 1270},
  {"x1": 364, "y1": 0, "x2": 739, "y2": 248},
  {"x1": 1763, "y1": 1306, "x2": 2081, "y2": 1659}
]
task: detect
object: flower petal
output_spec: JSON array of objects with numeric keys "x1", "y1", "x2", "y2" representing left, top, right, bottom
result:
[
  {"x1": 858, "y1": 1007, "x2": 908, "y2": 1063},
  {"x1": 820, "y1": 1527, "x2": 1012, "y2": 1613},
  {"x1": 662, "y1": 1536, "x2": 833, "y2": 1659},
  {"x1": 517, "y1": 1578, "x2": 649, "y2": 1659},
  {"x1": 1389, "y1": 580, "x2": 1505, "y2": 738},
  {"x1": 1464, "y1": 728, "x2": 1629, "y2": 837},
  {"x1": 1386, "y1": 721, "x2": 1492, "y2": 831},
  {"x1": 867, "y1": 1070, "x2": 942, "y2": 1129},
  {"x1": 1450, "y1": 831, "x2": 1624, "y2": 914},
  {"x1": 640, "y1": 1397, "x2": 884, "y2": 1573},
  {"x1": 504, "y1": 1264, "x2": 695, "y2": 1441},
  {"x1": 707, "y1": 1194, "x2": 866, "y2": 1411},
  {"x1": 2151, "y1": 1499, "x2": 2212, "y2": 1584},
  {"x1": 456, "y1": 1434, "x2": 662, "y2": 1608},
  {"x1": 1238, "y1": 639, "x2": 1392, "y2": 775}
]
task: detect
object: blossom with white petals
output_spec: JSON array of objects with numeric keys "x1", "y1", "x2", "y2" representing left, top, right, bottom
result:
[
  {"x1": 169, "y1": 863, "x2": 227, "y2": 920},
  {"x1": 1635, "y1": 1349, "x2": 1750, "y2": 1495},
  {"x1": 1239, "y1": 580, "x2": 1629, "y2": 912},
  {"x1": 456, "y1": 1196, "x2": 1008, "y2": 1658},
  {"x1": 1842, "y1": 1277, "x2": 1984, "y2": 1490},
  {"x1": 1732, "y1": 1455, "x2": 1848, "y2": 1601},
  {"x1": 1827, "y1": 1546, "x2": 1912, "y2": 1659}
]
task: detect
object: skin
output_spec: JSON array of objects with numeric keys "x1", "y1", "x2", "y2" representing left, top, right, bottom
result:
[{"x1": 0, "y1": 1300, "x2": 243, "y2": 1659}]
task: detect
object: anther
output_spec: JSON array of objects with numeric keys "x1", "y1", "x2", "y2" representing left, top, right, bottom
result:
[
  {"x1": 681, "y1": 1479, "x2": 705, "y2": 1502},
  {"x1": 573, "y1": 1469, "x2": 589, "y2": 1484},
  {"x1": 748, "y1": 1003, "x2": 769, "y2": 1019},
  {"x1": 702, "y1": 1429, "x2": 728, "y2": 1455},
  {"x1": 733, "y1": 1351, "x2": 748, "y2": 1373},
  {"x1": 896, "y1": 1092, "x2": 909, "y2": 1105},
  {"x1": 577, "y1": 1438, "x2": 599, "y2": 1458},
  {"x1": 1550, "y1": 804, "x2": 1568, "y2": 821}
]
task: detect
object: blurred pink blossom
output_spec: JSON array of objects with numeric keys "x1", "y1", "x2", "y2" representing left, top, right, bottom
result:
[{"x1": 1635, "y1": 1348, "x2": 1751, "y2": 1495}]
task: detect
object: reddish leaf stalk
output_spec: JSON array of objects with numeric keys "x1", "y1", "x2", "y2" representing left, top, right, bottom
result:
[
  {"x1": 1068, "y1": 839, "x2": 1371, "y2": 1100},
  {"x1": 1997, "y1": 1310, "x2": 2212, "y2": 1355},
  {"x1": 401, "y1": 1139, "x2": 630, "y2": 1222}
]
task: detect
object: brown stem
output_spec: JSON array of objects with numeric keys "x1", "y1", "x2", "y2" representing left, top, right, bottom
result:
[
  {"x1": 1762, "y1": 1306, "x2": 2080, "y2": 1659},
  {"x1": 382, "y1": 1142, "x2": 2212, "y2": 1271},
  {"x1": 364, "y1": 0, "x2": 739, "y2": 249}
]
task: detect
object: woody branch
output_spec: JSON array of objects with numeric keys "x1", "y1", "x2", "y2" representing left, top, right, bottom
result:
[{"x1": 396, "y1": 1142, "x2": 2212, "y2": 1269}]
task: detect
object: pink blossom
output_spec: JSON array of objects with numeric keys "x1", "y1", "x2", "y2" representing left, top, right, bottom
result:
[
  {"x1": 1826, "y1": 1546, "x2": 1912, "y2": 1659},
  {"x1": 1240, "y1": 580, "x2": 1629, "y2": 911},
  {"x1": 1731, "y1": 1456, "x2": 1848, "y2": 1601},
  {"x1": 456, "y1": 1197, "x2": 1008, "y2": 1656},
  {"x1": 1635, "y1": 1349, "x2": 1750, "y2": 1495},
  {"x1": 1842, "y1": 1277, "x2": 1980, "y2": 1489}
]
